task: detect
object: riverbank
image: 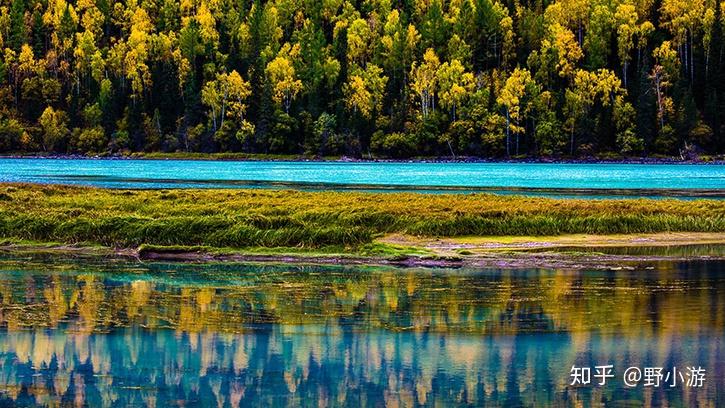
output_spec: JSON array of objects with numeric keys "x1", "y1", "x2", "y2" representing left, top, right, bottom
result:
[
  {"x1": 2, "y1": 232, "x2": 724, "y2": 270},
  {"x1": 1, "y1": 184, "x2": 723, "y2": 263},
  {"x1": 2, "y1": 152, "x2": 724, "y2": 164}
]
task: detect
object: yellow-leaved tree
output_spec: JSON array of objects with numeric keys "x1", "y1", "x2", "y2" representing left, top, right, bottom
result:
[
  {"x1": 344, "y1": 64, "x2": 388, "y2": 119},
  {"x1": 266, "y1": 44, "x2": 303, "y2": 113},
  {"x1": 497, "y1": 68, "x2": 535, "y2": 156},
  {"x1": 410, "y1": 48, "x2": 440, "y2": 117}
]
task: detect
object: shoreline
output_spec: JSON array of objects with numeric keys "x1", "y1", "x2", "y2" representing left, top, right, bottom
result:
[
  {"x1": 2, "y1": 153, "x2": 724, "y2": 165},
  {"x1": 2, "y1": 232, "x2": 724, "y2": 270}
]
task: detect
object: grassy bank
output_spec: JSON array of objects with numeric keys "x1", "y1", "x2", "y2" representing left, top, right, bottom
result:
[{"x1": 0, "y1": 184, "x2": 724, "y2": 250}]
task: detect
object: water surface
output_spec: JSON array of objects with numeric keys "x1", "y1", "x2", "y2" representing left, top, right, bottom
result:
[
  {"x1": 0, "y1": 256, "x2": 722, "y2": 406},
  {"x1": 1, "y1": 158, "x2": 723, "y2": 197}
]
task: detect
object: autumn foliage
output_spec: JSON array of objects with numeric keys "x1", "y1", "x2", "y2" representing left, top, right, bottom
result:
[{"x1": 0, "y1": 0, "x2": 723, "y2": 157}]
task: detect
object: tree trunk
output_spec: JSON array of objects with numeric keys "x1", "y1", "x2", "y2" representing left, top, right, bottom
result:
[
  {"x1": 505, "y1": 109, "x2": 511, "y2": 157},
  {"x1": 570, "y1": 128, "x2": 575, "y2": 156}
]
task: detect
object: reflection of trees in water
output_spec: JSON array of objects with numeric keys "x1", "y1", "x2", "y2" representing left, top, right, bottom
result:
[
  {"x1": 0, "y1": 260, "x2": 721, "y2": 405},
  {"x1": 0, "y1": 261, "x2": 721, "y2": 335},
  {"x1": 0, "y1": 327, "x2": 721, "y2": 406}
]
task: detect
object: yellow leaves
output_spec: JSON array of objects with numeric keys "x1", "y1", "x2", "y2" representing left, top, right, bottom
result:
[
  {"x1": 266, "y1": 45, "x2": 303, "y2": 112},
  {"x1": 129, "y1": 7, "x2": 152, "y2": 55},
  {"x1": 180, "y1": 0, "x2": 194, "y2": 17},
  {"x1": 544, "y1": 0, "x2": 589, "y2": 31},
  {"x1": 591, "y1": 69, "x2": 624, "y2": 107},
  {"x1": 571, "y1": 68, "x2": 624, "y2": 108},
  {"x1": 406, "y1": 24, "x2": 421, "y2": 52},
  {"x1": 201, "y1": 70, "x2": 252, "y2": 130},
  {"x1": 345, "y1": 75, "x2": 369, "y2": 116},
  {"x1": 173, "y1": 48, "x2": 192, "y2": 89},
  {"x1": 497, "y1": 68, "x2": 534, "y2": 134},
  {"x1": 225, "y1": 70, "x2": 252, "y2": 119},
  {"x1": 42, "y1": 0, "x2": 78, "y2": 53},
  {"x1": 702, "y1": 7, "x2": 716, "y2": 52},
  {"x1": 543, "y1": 3, "x2": 566, "y2": 26},
  {"x1": 115, "y1": 6, "x2": 156, "y2": 97},
  {"x1": 80, "y1": 4, "x2": 105, "y2": 36},
  {"x1": 43, "y1": 0, "x2": 78, "y2": 31},
  {"x1": 498, "y1": 68, "x2": 531, "y2": 108},
  {"x1": 615, "y1": 4, "x2": 638, "y2": 29},
  {"x1": 660, "y1": 0, "x2": 704, "y2": 43},
  {"x1": 125, "y1": 48, "x2": 151, "y2": 97},
  {"x1": 130, "y1": 7, "x2": 153, "y2": 35},
  {"x1": 323, "y1": 57, "x2": 341, "y2": 87},
  {"x1": 18, "y1": 44, "x2": 40, "y2": 75},
  {"x1": 196, "y1": 1, "x2": 219, "y2": 46},
  {"x1": 201, "y1": 77, "x2": 223, "y2": 124},
  {"x1": 437, "y1": 59, "x2": 474, "y2": 117},
  {"x1": 38, "y1": 106, "x2": 69, "y2": 151},
  {"x1": 74, "y1": 30, "x2": 97, "y2": 72},
  {"x1": 410, "y1": 48, "x2": 440, "y2": 116},
  {"x1": 320, "y1": 0, "x2": 343, "y2": 22},
  {"x1": 534, "y1": 23, "x2": 582, "y2": 82},
  {"x1": 549, "y1": 23, "x2": 582, "y2": 79},
  {"x1": 3, "y1": 48, "x2": 16, "y2": 68},
  {"x1": 90, "y1": 51, "x2": 105, "y2": 83},
  {"x1": 653, "y1": 40, "x2": 679, "y2": 77},
  {"x1": 247, "y1": 2, "x2": 282, "y2": 56},
  {"x1": 344, "y1": 64, "x2": 388, "y2": 119},
  {"x1": 650, "y1": 42, "x2": 677, "y2": 128},
  {"x1": 381, "y1": 11, "x2": 399, "y2": 56},
  {"x1": 564, "y1": 68, "x2": 625, "y2": 143},
  {"x1": 383, "y1": 8, "x2": 401, "y2": 36},
  {"x1": 237, "y1": 22, "x2": 251, "y2": 56},
  {"x1": 347, "y1": 18, "x2": 372, "y2": 65},
  {"x1": 636, "y1": 21, "x2": 654, "y2": 50},
  {"x1": 149, "y1": 32, "x2": 175, "y2": 61},
  {"x1": 615, "y1": 4, "x2": 637, "y2": 63},
  {"x1": 381, "y1": 10, "x2": 420, "y2": 72},
  {"x1": 499, "y1": 16, "x2": 515, "y2": 69}
]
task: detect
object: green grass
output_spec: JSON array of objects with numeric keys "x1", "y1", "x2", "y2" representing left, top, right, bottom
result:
[{"x1": 0, "y1": 184, "x2": 723, "y2": 250}]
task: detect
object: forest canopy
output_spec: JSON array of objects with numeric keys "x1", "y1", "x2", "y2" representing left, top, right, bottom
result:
[{"x1": 0, "y1": 0, "x2": 723, "y2": 158}]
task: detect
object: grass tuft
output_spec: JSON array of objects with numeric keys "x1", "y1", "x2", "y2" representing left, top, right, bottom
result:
[{"x1": 0, "y1": 184, "x2": 723, "y2": 249}]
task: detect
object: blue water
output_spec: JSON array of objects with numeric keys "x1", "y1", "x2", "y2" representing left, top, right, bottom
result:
[
  {"x1": 1, "y1": 158, "x2": 723, "y2": 196},
  {"x1": 0, "y1": 257, "x2": 723, "y2": 406}
]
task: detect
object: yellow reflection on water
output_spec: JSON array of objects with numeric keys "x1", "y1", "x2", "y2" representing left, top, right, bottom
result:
[{"x1": 0, "y1": 260, "x2": 721, "y2": 406}]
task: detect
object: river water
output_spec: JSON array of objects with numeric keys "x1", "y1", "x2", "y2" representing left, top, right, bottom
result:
[
  {"x1": 1, "y1": 158, "x2": 724, "y2": 197},
  {"x1": 0, "y1": 256, "x2": 722, "y2": 406}
]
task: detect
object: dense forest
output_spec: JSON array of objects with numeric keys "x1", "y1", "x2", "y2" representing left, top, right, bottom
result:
[{"x1": 0, "y1": 0, "x2": 723, "y2": 158}]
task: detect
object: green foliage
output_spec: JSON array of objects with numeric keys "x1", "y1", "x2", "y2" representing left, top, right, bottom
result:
[
  {"x1": 0, "y1": 0, "x2": 721, "y2": 157},
  {"x1": 305, "y1": 112, "x2": 342, "y2": 156},
  {"x1": 371, "y1": 131, "x2": 418, "y2": 158},
  {"x1": 38, "y1": 107, "x2": 70, "y2": 152},
  {"x1": 73, "y1": 126, "x2": 107, "y2": 153},
  {"x1": 0, "y1": 118, "x2": 26, "y2": 152}
]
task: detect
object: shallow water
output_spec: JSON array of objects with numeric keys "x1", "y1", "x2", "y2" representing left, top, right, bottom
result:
[
  {"x1": 525, "y1": 243, "x2": 725, "y2": 257},
  {"x1": 0, "y1": 257, "x2": 722, "y2": 406},
  {"x1": 1, "y1": 158, "x2": 724, "y2": 197}
]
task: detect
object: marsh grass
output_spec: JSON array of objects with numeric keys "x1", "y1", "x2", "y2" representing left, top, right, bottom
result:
[{"x1": 1, "y1": 184, "x2": 723, "y2": 249}]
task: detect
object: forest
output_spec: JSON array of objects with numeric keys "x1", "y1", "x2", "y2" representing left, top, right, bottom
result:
[{"x1": 0, "y1": 0, "x2": 723, "y2": 158}]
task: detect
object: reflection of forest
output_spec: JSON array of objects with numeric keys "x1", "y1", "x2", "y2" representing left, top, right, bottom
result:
[
  {"x1": 0, "y1": 259, "x2": 722, "y2": 406},
  {"x1": 0, "y1": 260, "x2": 722, "y2": 334}
]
